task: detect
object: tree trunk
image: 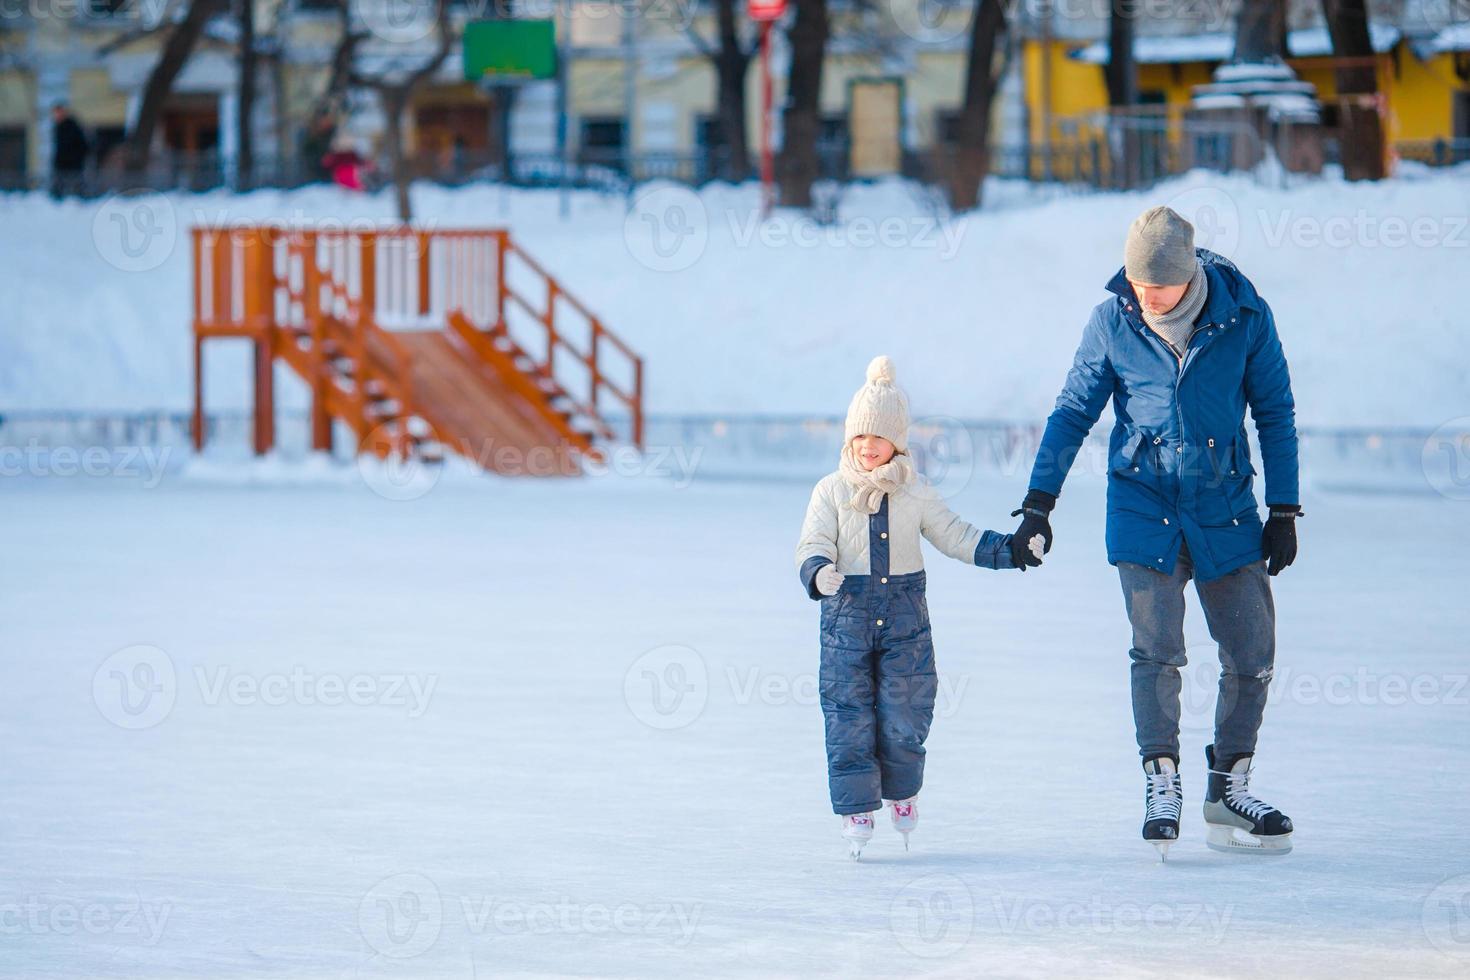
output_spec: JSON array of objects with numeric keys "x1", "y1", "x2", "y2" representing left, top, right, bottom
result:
[
  {"x1": 778, "y1": 0, "x2": 828, "y2": 207},
  {"x1": 1322, "y1": 0, "x2": 1384, "y2": 179},
  {"x1": 382, "y1": 89, "x2": 412, "y2": 223},
  {"x1": 713, "y1": 0, "x2": 752, "y2": 181},
  {"x1": 949, "y1": 0, "x2": 1006, "y2": 211},
  {"x1": 237, "y1": 0, "x2": 256, "y2": 187},
  {"x1": 123, "y1": 0, "x2": 227, "y2": 176},
  {"x1": 348, "y1": 0, "x2": 454, "y2": 223},
  {"x1": 1104, "y1": 0, "x2": 1136, "y2": 108},
  {"x1": 319, "y1": 0, "x2": 360, "y2": 118},
  {"x1": 1233, "y1": 0, "x2": 1287, "y2": 63}
]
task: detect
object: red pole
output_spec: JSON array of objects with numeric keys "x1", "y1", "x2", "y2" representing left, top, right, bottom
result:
[{"x1": 760, "y1": 20, "x2": 773, "y2": 219}]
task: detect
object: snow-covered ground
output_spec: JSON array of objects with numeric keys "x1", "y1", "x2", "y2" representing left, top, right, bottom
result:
[
  {"x1": 3, "y1": 464, "x2": 1468, "y2": 978},
  {"x1": 3, "y1": 167, "x2": 1469, "y2": 428}
]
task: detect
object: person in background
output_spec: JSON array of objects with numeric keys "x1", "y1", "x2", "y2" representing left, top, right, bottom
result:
[
  {"x1": 50, "y1": 103, "x2": 89, "y2": 197},
  {"x1": 321, "y1": 134, "x2": 368, "y2": 192}
]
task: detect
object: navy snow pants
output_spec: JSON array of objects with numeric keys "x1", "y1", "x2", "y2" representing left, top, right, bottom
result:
[{"x1": 817, "y1": 499, "x2": 938, "y2": 815}]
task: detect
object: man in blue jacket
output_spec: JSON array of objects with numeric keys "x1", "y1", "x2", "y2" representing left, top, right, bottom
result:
[{"x1": 1012, "y1": 206, "x2": 1300, "y2": 860}]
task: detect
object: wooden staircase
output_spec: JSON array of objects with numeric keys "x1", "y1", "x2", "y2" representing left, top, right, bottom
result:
[{"x1": 191, "y1": 227, "x2": 643, "y2": 475}]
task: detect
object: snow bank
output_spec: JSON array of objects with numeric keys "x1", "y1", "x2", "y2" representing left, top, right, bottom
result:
[{"x1": 2, "y1": 168, "x2": 1468, "y2": 429}]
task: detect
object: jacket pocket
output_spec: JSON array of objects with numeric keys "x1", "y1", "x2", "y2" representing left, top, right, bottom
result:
[
  {"x1": 1197, "y1": 440, "x2": 1257, "y2": 526},
  {"x1": 1110, "y1": 428, "x2": 1146, "y2": 474},
  {"x1": 1108, "y1": 427, "x2": 1167, "y2": 520},
  {"x1": 1232, "y1": 441, "x2": 1257, "y2": 477}
]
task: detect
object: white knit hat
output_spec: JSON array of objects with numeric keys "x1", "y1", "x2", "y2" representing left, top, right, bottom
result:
[{"x1": 844, "y1": 355, "x2": 910, "y2": 452}]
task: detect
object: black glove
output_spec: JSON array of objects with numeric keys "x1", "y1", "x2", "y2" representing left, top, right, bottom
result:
[
  {"x1": 1261, "y1": 506, "x2": 1302, "y2": 576},
  {"x1": 1009, "y1": 489, "x2": 1056, "y2": 571}
]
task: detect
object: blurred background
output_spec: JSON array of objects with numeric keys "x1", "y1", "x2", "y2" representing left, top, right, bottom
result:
[
  {"x1": 2, "y1": 0, "x2": 1469, "y2": 208},
  {"x1": 2, "y1": 1, "x2": 1469, "y2": 977}
]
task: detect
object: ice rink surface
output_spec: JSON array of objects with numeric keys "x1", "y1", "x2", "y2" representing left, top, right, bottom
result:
[{"x1": 3, "y1": 463, "x2": 1468, "y2": 978}]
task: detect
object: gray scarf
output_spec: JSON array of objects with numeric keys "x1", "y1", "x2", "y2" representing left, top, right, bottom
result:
[{"x1": 1141, "y1": 259, "x2": 1208, "y2": 359}]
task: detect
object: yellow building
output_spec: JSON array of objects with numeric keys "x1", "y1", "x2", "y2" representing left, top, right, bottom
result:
[{"x1": 1021, "y1": 22, "x2": 1470, "y2": 169}]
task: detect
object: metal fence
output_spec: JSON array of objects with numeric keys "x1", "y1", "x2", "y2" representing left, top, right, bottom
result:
[
  {"x1": 8, "y1": 124, "x2": 1462, "y2": 205},
  {"x1": 1395, "y1": 138, "x2": 1470, "y2": 168},
  {"x1": 1, "y1": 410, "x2": 1456, "y2": 497}
]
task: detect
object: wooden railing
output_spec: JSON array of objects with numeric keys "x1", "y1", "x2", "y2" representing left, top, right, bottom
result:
[
  {"x1": 191, "y1": 225, "x2": 644, "y2": 458},
  {"x1": 500, "y1": 238, "x2": 644, "y2": 447}
]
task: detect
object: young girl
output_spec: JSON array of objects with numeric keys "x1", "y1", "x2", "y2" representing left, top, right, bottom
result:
[{"x1": 795, "y1": 356, "x2": 1042, "y2": 858}]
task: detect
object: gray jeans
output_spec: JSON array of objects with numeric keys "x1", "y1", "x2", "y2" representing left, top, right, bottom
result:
[{"x1": 1118, "y1": 543, "x2": 1276, "y2": 761}]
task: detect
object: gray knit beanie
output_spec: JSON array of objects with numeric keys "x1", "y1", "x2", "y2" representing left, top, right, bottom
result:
[{"x1": 1124, "y1": 206, "x2": 1196, "y2": 286}]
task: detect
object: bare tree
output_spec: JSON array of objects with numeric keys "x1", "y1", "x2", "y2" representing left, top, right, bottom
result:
[
  {"x1": 1233, "y1": 0, "x2": 1287, "y2": 63},
  {"x1": 684, "y1": 0, "x2": 757, "y2": 182},
  {"x1": 122, "y1": 0, "x2": 229, "y2": 176},
  {"x1": 948, "y1": 0, "x2": 1007, "y2": 210},
  {"x1": 347, "y1": 0, "x2": 456, "y2": 222},
  {"x1": 1104, "y1": 0, "x2": 1136, "y2": 108},
  {"x1": 1321, "y1": 0, "x2": 1384, "y2": 179},
  {"x1": 778, "y1": 0, "x2": 828, "y2": 207},
  {"x1": 237, "y1": 0, "x2": 257, "y2": 186}
]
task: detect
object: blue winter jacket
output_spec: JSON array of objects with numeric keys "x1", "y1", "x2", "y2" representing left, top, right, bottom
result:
[{"x1": 1028, "y1": 249, "x2": 1299, "y2": 582}]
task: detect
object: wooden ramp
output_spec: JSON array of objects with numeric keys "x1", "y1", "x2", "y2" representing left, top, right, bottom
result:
[
  {"x1": 396, "y1": 330, "x2": 581, "y2": 475},
  {"x1": 191, "y1": 228, "x2": 643, "y2": 475}
]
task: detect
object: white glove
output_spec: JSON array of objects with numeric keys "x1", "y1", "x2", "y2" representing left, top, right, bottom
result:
[
  {"x1": 1028, "y1": 534, "x2": 1046, "y2": 562},
  {"x1": 815, "y1": 564, "x2": 844, "y2": 596}
]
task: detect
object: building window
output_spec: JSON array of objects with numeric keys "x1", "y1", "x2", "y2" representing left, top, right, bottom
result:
[
  {"x1": 935, "y1": 109, "x2": 961, "y2": 145},
  {"x1": 696, "y1": 115, "x2": 726, "y2": 154},
  {"x1": 93, "y1": 125, "x2": 126, "y2": 170},
  {"x1": 818, "y1": 114, "x2": 849, "y2": 151},
  {"x1": 578, "y1": 117, "x2": 626, "y2": 170},
  {"x1": 815, "y1": 112, "x2": 849, "y2": 179},
  {"x1": 0, "y1": 127, "x2": 27, "y2": 187}
]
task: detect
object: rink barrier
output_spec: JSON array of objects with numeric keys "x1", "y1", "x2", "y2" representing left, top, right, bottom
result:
[{"x1": 0, "y1": 412, "x2": 1456, "y2": 496}]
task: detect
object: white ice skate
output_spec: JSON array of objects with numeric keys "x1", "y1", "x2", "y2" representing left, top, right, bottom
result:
[
  {"x1": 1142, "y1": 757, "x2": 1183, "y2": 863},
  {"x1": 887, "y1": 798, "x2": 918, "y2": 851},
  {"x1": 841, "y1": 812, "x2": 875, "y2": 860}
]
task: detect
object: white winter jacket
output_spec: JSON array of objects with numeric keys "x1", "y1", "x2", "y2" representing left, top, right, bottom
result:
[{"x1": 795, "y1": 471, "x2": 1013, "y2": 579}]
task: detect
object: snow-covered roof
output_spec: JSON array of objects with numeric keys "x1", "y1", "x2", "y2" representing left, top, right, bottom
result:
[
  {"x1": 1071, "y1": 23, "x2": 1402, "y2": 64},
  {"x1": 1428, "y1": 23, "x2": 1470, "y2": 53}
]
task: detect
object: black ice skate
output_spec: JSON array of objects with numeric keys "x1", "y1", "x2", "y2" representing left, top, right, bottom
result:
[
  {"x1": 1204, "y1": 745, "x2": 1293, "y2": 855},
  {"x1": 1142, "y1": 756, "x2": 1182, "y2": 862}
]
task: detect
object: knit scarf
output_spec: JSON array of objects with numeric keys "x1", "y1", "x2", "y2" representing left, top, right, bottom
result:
[
  {"x1": 1140, "y1": 259, "x2": 1208, "y2": 359},
  {"x1": 838, "y1": 444, "x2": 915, "y2": 515}
]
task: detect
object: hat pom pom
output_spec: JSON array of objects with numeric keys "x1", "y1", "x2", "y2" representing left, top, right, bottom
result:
[{"x1": 866, "y1": 355, "x2": 896, "y2": 385}]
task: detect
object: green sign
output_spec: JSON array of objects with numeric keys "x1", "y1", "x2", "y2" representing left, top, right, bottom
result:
[{"x1": 463, "y1": 19, "x2": 557, "y2": 81}]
